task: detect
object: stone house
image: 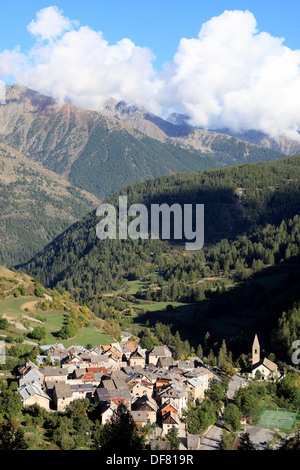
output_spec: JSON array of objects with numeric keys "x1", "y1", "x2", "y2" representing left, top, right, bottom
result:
[
  {"x1": 132, "y1": 395, "x2": 158, "y2": 424},
  {"x1": 148, "y1": 345, "x2": 172, "y2": 366},
  {"x1": 18, "y1": 366, "x2": 44, "y2": 388},
  {"x1": 70, "y1": 382, "x2": 93, "y2": 401},
  {"x1": 129, "y1": 348, "x2": 146, "y2": 368},
  {"x1": 184, "y1": 377, "x2": 207, "y2": 402},
  {"x1": 130, "y1": 410, "x2": 148, "y2": 427},
  {"x1": 158, "y1": 384, "x2": 188, "y2": 417},
  {"x1": 17, "y1": 383, "x2": 51, "y2": 410},
  {"x1": 95, "y1": 387, "x2": 132, "y2": 409},
  {"x1": 42, "y1": 366, "x2": 69, "y2": 386},
  {"x1": 161, "y1": 411, "x2": 180, "y2": 435},
  {"x1": 53, "y1": 382, "x2": 73, "y2": 411}
]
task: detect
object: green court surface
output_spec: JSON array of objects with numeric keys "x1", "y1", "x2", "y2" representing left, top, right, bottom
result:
[{"x1": 257, "y1": 408, "x2": 298, "y2": 430}]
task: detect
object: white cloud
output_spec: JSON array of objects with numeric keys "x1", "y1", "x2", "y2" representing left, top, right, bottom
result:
[
  {"x1": 160, "y1": 10, "x2": 300, "y2": 140},
  {"x1": 19, "y1": 25, "x2": 160, "y2": 111},
  {"x1": 1, "y1": 8, "x2": 300, "y2": 140},
  {"x1": 27, "y1": 6, "x2": 75, "y2": 41}
]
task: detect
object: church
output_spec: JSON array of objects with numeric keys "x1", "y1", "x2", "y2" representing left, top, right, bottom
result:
[{"x1": 248, "y1": 334, "x2": 279, "y2": 380}]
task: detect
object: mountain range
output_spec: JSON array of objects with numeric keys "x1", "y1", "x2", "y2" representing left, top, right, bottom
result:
[
  {"x1": 102, "y1": 98, "x2": 300, "y2": 157},
  {"x1": 0, "y1": 85, "x2": 288, "y2": 202},
  {"x1": 1, "y1": 83, "x2": 299, "y2": 268}
]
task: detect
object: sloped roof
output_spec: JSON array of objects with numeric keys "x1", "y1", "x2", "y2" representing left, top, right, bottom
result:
[
  {"x1": 251, "y1": 357, "x2": 278, "y2": 372},
  {"x1": 133, "y1": 395, "x2": 158, "y2": 412},
  {"x1": 54, "y1": 382, "x2": 73, "y2": 398},
  {"x1": 131, "y1": 411, "x2": 147, "y2": 423},
  {"x1": 18, "y1": 383, "x2": 50, "y2": 402},
  {"x1": 150, "y1": 440, "x2": 171, "y2": 450},
  {"x1": 162, "y1": 411, "x2": 179, "y2": 425},
  {"x1": 70, "y1": 383, "x2": 93, "y2": 393},
  {"x1": 262, "y1": 357, "x2": 278, "y2": 372},
  {"x1": 42, "y1": 367, "x2": 68, "y2": 377},
  {"x1": 96, "y1": 387, "x2": 132, "y2": 402},
  {"x1": 187, "y1": 377, "x2": 205, "y2": 388},
  {"x1": 160, "y1": 401, "x2": 178, "y2": 413},
  {"x1": 150, "y1": 345, "x2": 172, "y2": 357}
]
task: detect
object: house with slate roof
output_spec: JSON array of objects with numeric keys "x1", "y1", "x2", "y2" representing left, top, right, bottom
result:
[
  {"x1": 129, "y1": 347, "x2": 147, "y2": 368},
  {"x1": 17, "y1": 383, "x2": 51, "y2": 410},
  {"x1": 70, "y1": 382, "x2": 93, "y2": 401},
  {"x1": 53, "y1": 382, "x2": 73, "y2": 411},
  {"x1": 18, "y1": 362, "x2": 44, "y2": 387},
  {"x1": 184, "y1": 376, "x2": 207, "y2": 401},
  {"x1": 148, "y1": 345, "x2": 172, "y2": 366},
  {"x1": 158, "y1": 384, "x2": 188, "y2": 416},
  {"x1": 161, "y1": 411, "x2": 180, "y2": 435},
  {"x1": 130, "y1": 410, "x2": 148, "y2": 427},
  {"x1": 132, "y1": 395, "x2": 158, "y2": 424}
]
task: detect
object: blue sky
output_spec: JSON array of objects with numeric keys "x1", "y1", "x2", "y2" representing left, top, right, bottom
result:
[
  {"x1": 1, "y1": 1, "x2": 300, "y2": 138},
  {"x1": 1, "y1": 0, "x2": 300, "y2": 69}
]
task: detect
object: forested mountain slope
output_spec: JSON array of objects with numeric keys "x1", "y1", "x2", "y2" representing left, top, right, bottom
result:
[
  {"x1": 0, "y1": 142, "x2": 99, "y2": 266},
  {"x1": 18, "y1": 154, "x2": 300, "y2": 357},
  {"x1": 20, "y1": 154, "x2": 300, "y2": 296}
]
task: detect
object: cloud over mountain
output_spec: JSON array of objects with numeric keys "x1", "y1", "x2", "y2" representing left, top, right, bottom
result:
[{"x1": 1, "y1": 7, "x2": 300, "y2": 140}]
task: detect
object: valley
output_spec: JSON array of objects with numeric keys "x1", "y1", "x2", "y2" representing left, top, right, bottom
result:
[{"x1": 1, "y1": 84, "x2": 300, "y2": 452}]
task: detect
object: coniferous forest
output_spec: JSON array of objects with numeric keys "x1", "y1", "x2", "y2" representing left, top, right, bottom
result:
[{"x1": 19, "y1": 154, "x2": 300, "y2": 362}]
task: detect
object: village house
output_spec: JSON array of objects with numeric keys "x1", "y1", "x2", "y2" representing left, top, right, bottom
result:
[
  {"x1": 129, "y1": 347, "x2": 147, "y2": 368},
  {"x1": 17, "y1": 383, "x2": 51, "y2": 410},
  {"x1": 148, "y1": 345, "x2": 172, "y2": 366},
  {"x1": 161, "y1": 411, "x2": 180, "y2": 435},
  {"x1": 120, "y1": 343, "x2": 135, "y2": 361},
  {"x1": 184, "y1": 376, "x2": 207, "y2": 402},
  {"x1": 99, "y1": 402, "x2": 118, "y2": 424},
  {"x1": 158, "y1": 384, "x2": 188, "y2": 417},
  {"x1": 157, "y1": 356, "x2": 175, "y2": 369},
  {"x1": 53, "y1": 382, "x2": 73, "y2": 412},
  {"x1": 155, "y1": 377, "x2": 171, "y2": 396},
  {"x1": 69, "y1": 367, "x2": 106, "y2": 385},
  {"x1": 130, "y1": 410, "x2": 148, "y2": 427},
  {"x1": 160, "y1": 401, "x2": 179, "y2": 419},
  {"x1": 42, "y1": 366, "x2": 69, "y2": 385},
  {"x1": 70, "y1": 382, "x2": 93, "y2": 401},
  {"x1": 17, "y1": 361, "x2": 44, "y2": 387},
  {"x1": 95, "y1": 387, "x2": 132, "y2": 410},
  {"x1": 132, "y1": 395, "x2": 158, "y2": 424},
  {"x1": 95, "y1": 376, "x2": 132, "y2": 410},
  {"x1": 176, "y1": 357, "x2": 203, "y2": 371}
]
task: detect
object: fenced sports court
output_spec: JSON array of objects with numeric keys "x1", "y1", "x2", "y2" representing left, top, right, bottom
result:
[{"x1": 257, "y1": 407, "x2": 298, "y2": 430}]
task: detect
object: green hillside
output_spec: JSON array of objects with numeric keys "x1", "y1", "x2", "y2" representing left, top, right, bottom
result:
[
  {"x1": 0, "y1": 265, "x2": 115, "y2": 348},
  {"x1": 19, "y1": 155, "x2": 300, "y2": 358}
]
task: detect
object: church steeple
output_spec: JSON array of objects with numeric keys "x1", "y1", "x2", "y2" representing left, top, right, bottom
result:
[{"x1": 252, "y1": 334, "x2": 260, "y2": 365}]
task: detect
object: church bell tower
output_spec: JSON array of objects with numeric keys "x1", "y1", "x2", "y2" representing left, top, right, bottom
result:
[{"x1": 252, "y1": 334, "x2": 260, "y2": 365}]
